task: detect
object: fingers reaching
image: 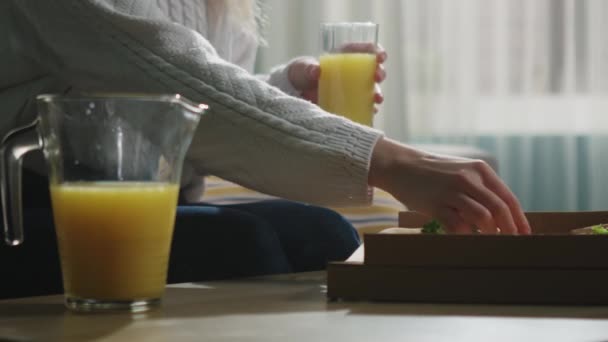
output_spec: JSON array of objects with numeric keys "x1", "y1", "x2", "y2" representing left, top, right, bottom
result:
[
  {"x1": 449, "y1": 194, "x2": 497, "y2": 234},
  {"x1": 451, "y1": 161, "x2": 528, "y2": 235},
  {"x1": 435, "y1": 207, "x2": 470, "y2": 234},
  {"x1": 369, "y1": 140, "x2": 530, "y2": 236},
  {"x1": 459, "y1": 176, "x2": 518, "y2": 235},
  {"x1": 475, "y1": 163, "x2": 532, "y2": 235}
]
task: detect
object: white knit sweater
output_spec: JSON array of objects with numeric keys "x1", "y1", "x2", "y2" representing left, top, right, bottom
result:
[{"x1": 0, "y1": 0, "x2": 384, "y2": 206}]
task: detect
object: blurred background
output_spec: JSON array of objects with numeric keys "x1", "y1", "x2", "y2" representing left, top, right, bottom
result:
[{"x1": 256, "y1": 0, "x2": 608, "y2": 212}]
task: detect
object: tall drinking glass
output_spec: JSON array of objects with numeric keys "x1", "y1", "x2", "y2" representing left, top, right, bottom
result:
[
  {"x1": 318, "y1": 22, "x2": 379, "y2": 127},
  {"x1": 1, "y1": 94, "x2": 205, "y2": 312}
]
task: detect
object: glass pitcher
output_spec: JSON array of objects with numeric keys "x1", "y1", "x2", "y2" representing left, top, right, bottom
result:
[{"x1": 0, "y1": 94, "x2": 206, "y2": 312}]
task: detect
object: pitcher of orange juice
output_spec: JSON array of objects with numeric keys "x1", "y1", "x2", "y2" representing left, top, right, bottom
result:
[
  {"x1": 0, "y1": 94, "x2": 205, "y2": 312},
  {"x1": 318, "y1": 22, "x2": 379, "y2": 127}
]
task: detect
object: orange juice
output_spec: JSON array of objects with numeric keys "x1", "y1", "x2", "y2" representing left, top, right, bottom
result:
[
  {"x1": 50, "y1": 182, "x2": 179, "y2": 300},
  {"x1": 318, "y1": 53, "x2": 376, "y2": 126}
]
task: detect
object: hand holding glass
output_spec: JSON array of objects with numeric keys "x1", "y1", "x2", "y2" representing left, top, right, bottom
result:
[{"x1": 318, "y1": 22, "x2": 379, "y2": 127}]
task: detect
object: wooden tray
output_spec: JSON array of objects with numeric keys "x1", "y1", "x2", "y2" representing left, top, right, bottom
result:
[{"x1": 327, "y1": 211, "x2": 608, "y2": 305}]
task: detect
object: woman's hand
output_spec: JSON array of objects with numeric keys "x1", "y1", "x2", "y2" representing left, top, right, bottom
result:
[
  {"x1": 368, "y1": 138, "x2": 532, "y2": 235},
  {"x1": 287, "y1": 45, "x2": 387, "y2": 112}
]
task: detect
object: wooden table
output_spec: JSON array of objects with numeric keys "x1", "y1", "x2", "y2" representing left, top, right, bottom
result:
[{"x1": 1, "y1": 272, "x2": 608, "y2": 341}]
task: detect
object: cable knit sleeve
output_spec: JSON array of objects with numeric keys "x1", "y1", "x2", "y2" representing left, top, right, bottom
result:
[{"x1": 13, "y1": 0, "x2": 384, "y2": 206}]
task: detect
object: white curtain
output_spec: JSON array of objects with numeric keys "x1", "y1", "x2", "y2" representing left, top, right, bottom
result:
[
  {"x1": 399, "y1": 0, "x2": 608, "y2": 136},
  {"x1": 257, "y1": 0, "x2": 608, "y2": 211}
]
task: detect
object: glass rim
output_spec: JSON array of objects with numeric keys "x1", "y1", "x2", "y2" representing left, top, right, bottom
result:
[
  {"x1": 320, "y1": 22, "x2": 378, "y2": 29},
  {"x1": 36, "y1": 93, "x2": 208, "y2": 114}
]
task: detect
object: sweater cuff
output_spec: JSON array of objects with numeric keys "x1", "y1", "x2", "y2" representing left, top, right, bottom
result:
[
  {"x1": 267, "y1": 61, "x2": 301, "y2": 98},
  {"x1": 324, "y1": 123, "x2": 384, "y2": 206}
]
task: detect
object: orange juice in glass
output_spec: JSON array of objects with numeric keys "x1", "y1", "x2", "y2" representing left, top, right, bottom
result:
[
  {"x1": 1, "y1": 94, "x2": 205, "y2": 313},
  {"x1": 318, "y1": 22, "x2": 378, "y2": 126}
]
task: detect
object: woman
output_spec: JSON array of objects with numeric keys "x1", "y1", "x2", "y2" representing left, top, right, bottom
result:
[{"x1": 0, "y1": 0, "x2": 530, "y2": 298}]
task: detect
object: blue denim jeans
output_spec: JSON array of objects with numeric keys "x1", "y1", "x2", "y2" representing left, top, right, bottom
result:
[{"x1": 0, "y1": 171, "x2": 360, "y2": 298}]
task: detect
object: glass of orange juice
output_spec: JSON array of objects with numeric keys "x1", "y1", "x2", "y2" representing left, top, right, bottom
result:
[
  {"x1": 0, "y1": 94, "x2": 206, "y2": 313},
  {"x1": 318, "y1": 22, "x2": 379, "y2": 127}
]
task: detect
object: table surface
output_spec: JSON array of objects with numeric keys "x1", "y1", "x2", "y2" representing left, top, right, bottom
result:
[{"x1": 1, "y1": 272, "x2": 608, "y2": 342}]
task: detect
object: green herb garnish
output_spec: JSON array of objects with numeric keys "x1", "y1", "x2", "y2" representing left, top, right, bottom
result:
[
  {"x1": 421, "y1": 219, "x2": 446, "y2": 234},
  {"x1": 591, "y1": 225, "x2": 608, "y2": 235}
]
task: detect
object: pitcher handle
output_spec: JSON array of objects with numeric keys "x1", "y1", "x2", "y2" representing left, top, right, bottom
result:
[{"x1": 0, "y1": 120, "x2": 43, "y2": 245}]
